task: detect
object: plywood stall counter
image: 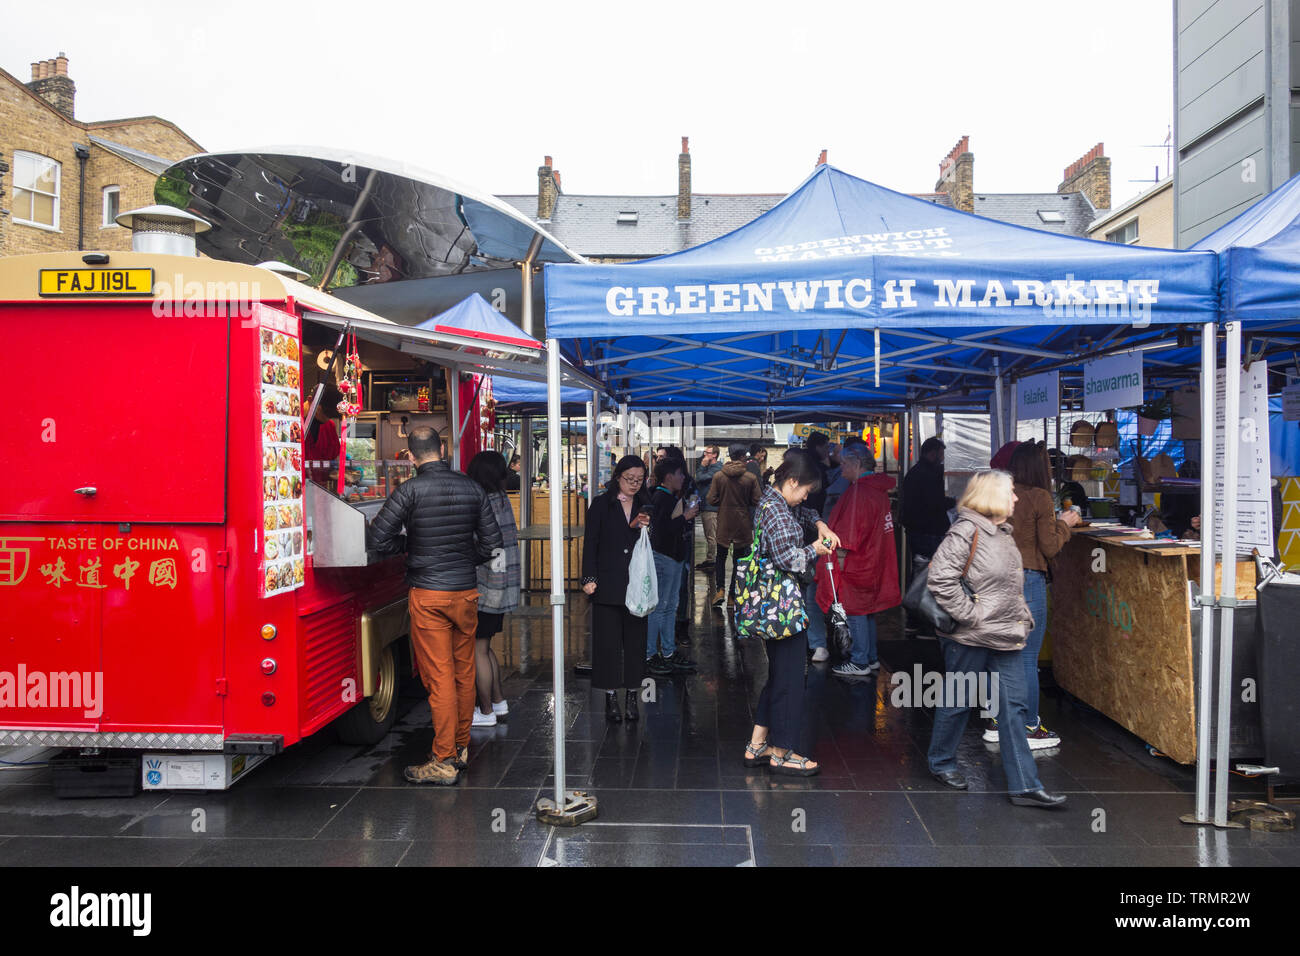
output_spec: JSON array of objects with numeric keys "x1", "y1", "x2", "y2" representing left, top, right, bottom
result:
[{"x1": 1050, "y1": 528, "x2": 1253, "y2": 765}]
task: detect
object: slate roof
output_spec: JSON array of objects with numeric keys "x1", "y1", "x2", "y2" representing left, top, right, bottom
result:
[
  {"x1": 496, "y1": 193, "x2": 783, "y2": 259},
  {"x1": 968, "y1": 191, "x2": 1101, "y2": 236}
]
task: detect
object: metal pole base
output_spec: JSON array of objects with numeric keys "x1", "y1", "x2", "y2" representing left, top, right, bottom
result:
[
  {"x1": 536, "y1": 790, "x2": 599, "y2": 828},
  {"x1": 1178, "y1": 812, "x2": 1245, "y2": 829}
]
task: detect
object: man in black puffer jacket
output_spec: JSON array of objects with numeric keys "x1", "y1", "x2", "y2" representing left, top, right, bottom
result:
[{"x1": 368, "y1": 426, "x2": 502, "y2": 786}]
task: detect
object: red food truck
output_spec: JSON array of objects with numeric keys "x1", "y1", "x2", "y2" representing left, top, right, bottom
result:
[{"x1": 0, "y1": 236, "x2": 527, "y2": 794}]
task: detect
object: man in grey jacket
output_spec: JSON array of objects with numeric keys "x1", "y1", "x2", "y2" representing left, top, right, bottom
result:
[
  {"x1": 694, "y1": 445, "x2": 722, "y2": 569},
  {"x1": 369, "y1": 426, "x2": 502, "y2": 786}
]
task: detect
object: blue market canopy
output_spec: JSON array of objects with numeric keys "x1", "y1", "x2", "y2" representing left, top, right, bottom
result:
[
  {"x1": 544, "y1": 165, "x2": 1219, "y2": 409},
  {"x1": 1193, "y1": 169, "x2": 1300, "y2": 323}
]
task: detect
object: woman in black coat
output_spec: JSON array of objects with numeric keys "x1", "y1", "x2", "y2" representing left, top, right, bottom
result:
[{"x1": 582, "y1": 455, "x2": 652, "y2": 722}]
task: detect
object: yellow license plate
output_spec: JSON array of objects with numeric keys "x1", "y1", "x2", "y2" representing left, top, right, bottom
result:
[{"x1": 39, "y1": 268, "x2": 154, "y2": 297}]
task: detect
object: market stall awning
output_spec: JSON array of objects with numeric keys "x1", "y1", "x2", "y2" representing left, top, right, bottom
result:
[
  {"x1": 1192, "y1": 168, "x2": 1300, "y2": 323},
  {"x1": 542, "y1": 164, "x2": 1220, "y2": 408}
]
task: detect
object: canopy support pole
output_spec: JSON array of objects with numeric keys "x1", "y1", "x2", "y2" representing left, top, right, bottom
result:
[
  {"x1": 1189, "y1": 321, "x2": 1218, "y2": 825},
  {"x1": 519, "y1": 234, "x2": 544, "y2": 338},
  {"x1": 1213, "y1": 321, "x2": 1242, "y2": 828},
  {"x1": 520, "y1": 416, "x2": 533, "y2": 586},
  {"x1": 587, "y1": 391, "x2": 599, "y2": 502},
  {"x1": 992, "y1": 357, "x2": 1006, "y2": 449},
  {"x1": 536, "y1": 336, "x2": 597, "y2": 827}
]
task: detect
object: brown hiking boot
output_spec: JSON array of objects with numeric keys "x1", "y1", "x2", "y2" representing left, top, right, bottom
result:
[
  {"x1": 448, "y1": 745, "x2": 469, "y2": 770},
  {"x1": 404, "y1": 756, "x2": 459, "y2": 785},
  {"x1": 711, "y1": 587, "x2": 726, "y2": 606}
]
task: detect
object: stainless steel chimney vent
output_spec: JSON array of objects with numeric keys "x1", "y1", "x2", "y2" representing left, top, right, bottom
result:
[{"x1": 115, "y1": 204, "x2": 212, "y2": 256}]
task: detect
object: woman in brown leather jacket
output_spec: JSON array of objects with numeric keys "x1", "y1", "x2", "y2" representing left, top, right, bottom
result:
[{"x1": 924, "y1": 470, "x2": 1066, "y2": 809}]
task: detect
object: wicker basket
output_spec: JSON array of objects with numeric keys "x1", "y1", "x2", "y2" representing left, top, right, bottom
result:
[{"x1": 1069, "y1": 421, "x2": 1095, "y2": 447}]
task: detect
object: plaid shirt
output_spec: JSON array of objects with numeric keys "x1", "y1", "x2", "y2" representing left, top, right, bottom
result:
[{"x1": 756, "y1": 485, "x2": 821, "y2": 574}]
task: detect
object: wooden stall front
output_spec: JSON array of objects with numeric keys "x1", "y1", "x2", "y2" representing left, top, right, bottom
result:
[{"x1": 1050, "y1": 528, "x2": 1254, "y2": 764}]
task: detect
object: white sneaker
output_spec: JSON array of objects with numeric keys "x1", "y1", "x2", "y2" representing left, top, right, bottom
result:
[
  {"x1": 810, "y1": 647, "x2": 829, "y2": 662},
  {"x1": 492, "y1": 700, "x2": 509, "y2": 717},
  {"x1": 832, "y1": 662, "x2": 872, "y2": 678},
  {"x1": 472, "y1": 708, "x2": 497, "y2": 727}
]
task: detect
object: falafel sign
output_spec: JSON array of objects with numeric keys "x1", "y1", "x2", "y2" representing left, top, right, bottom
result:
[
  {"x1": 257, "y1": 309, "x2": 306, "y2": 597},
  {"x1": 1015, "y1": 371, "x2": 1059, "y2": 420}
]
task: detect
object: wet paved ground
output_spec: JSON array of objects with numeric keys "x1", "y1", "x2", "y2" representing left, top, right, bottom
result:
[{"x1": 1, "y1": 568, "x2": 1297, "y2": 867}]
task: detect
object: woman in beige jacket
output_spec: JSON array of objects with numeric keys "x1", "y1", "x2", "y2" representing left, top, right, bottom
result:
[{"x1": 924, "y1": 471, "x2": 1066, "y2": 808}]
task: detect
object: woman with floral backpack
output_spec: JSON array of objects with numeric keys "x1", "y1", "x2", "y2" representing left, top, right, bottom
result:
[{"x1": 739, "y1": 450, "x2": 839, "y2": 776}]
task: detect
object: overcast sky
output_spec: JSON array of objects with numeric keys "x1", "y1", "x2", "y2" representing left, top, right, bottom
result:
[{"x1": 5, "y1": 0, "x2": 1174, "y2": 207}]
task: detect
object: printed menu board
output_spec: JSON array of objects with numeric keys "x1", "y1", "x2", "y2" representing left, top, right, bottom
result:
[
  {"x1": 1213, "y1": 360, "x2": 1274, "y2": 558},
  {"x1": 258, "y1": 311, "x2": 306, "y2": 596}
]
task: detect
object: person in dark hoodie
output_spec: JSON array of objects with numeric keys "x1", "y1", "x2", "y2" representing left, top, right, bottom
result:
[
  {"x1": 816, "y1": 445, "x2": 899, "y2": 677},
  {"x1": 902, "y1": 436, "x2": 955, "y2": 560}
]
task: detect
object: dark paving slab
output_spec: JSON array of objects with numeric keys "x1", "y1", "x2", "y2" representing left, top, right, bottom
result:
[
  {"x1": 398, "y1": 839, "x2": 546, "y2": 867},
  {"x1": 0, "y1": 791, "x2": 170, "y2": 837},
  {"x1": 1046, "y1": 845, "x2": 1287, "y2": 867},
  {"x1": 120, "y1": 788, "x2": 359, "y2": 839},
  {"x1": 834, "y1": 844, "x2": 1061, "y2": 867},
  {"x1": 317, "y1": 788, "x2": 539, "y2": 843},
  {"x1": 722, "y1": 790, "x2": 931, "y2": 845},
  {"x1": 905, "y1": 791, "x2": 1146, "y2": 847},
  {"x1": 180, "y1": 838, "x2": 410, "y2": 867},
  {"x1": 0, "y1": 836, "x2": 205, "y2": 866}
]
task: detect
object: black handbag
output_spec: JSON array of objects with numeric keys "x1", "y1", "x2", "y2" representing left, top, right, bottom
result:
[{"x1": 902, "y1": 530, "x2": 979, "y2": 634}]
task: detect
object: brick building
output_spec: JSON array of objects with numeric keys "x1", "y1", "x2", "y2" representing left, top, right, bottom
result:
[{"x1": 0, "y1": 53, "x2": 203, "y2": 257}]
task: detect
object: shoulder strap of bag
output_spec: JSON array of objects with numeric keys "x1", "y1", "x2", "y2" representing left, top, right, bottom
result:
[{"x1": 960, "y1": 528, "x2": 980, "y2": 576}]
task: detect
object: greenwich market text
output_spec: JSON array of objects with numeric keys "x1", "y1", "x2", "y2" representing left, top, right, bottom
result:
[{"x1": 604, "y1": 277, "x2": 1161, "y2": 316}]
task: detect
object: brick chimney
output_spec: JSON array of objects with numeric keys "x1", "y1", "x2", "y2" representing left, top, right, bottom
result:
[
  {"x1": 27, "y1": 52, "x2": 75, "y2": 119},
  {"x1": 816, "y1": 149, "x2": 828, "y2": 166},
  {"x1": 537, "y1": 155, "x2": 559, "y2": 220},
  {"x1": 678, "y1": 137, "x2": 691, "y2": 220},
  {"x1": 1059, "y1": 143, "x2": 1110, "y2": 211},
  {"x1": 935, "y1": 136, "x2": 973, "y2": 212}
]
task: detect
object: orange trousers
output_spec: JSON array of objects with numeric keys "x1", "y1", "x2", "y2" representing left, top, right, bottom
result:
[{"x1": 408, "y1": 587, "x2": 479, "y2": 761}]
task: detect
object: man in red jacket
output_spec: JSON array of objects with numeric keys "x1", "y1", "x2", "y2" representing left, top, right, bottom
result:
[{"x1": 815, "y1": 445, "x2": 900, "y2": 677}]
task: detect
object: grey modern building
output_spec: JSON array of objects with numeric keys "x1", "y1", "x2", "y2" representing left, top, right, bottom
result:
[{"x1": 1175, "y1": 0, "x2": 1300, "y2": 247}]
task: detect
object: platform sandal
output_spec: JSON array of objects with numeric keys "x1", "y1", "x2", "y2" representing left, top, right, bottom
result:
[
  {"x1": 743, "y1": 740, "x2": 771, "y2": 768},
  {"x1": 768, "y1": 750, "x2": 820, "y2": 777}
]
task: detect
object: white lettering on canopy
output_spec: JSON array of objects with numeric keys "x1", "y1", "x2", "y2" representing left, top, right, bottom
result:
[
  {"x1": 601, "y1": 277, "x2": 1163, "y2": 316},
  {"x1": 754, "y1": 227, "x2": 958, "y2": 260}
]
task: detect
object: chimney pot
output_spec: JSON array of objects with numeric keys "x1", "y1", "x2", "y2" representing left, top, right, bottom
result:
[
  {"x1": 544, "y1": 155, "x2": 552, "y2": 167},
  {"x1": 681, "y1": 136, "x2": 689, "y2": 154},
  {"x1": 55, "y1": 54, "x2": 68, "y2": 76},
  {"x1": 30, "y1": 62, "x2": 39, "y2": 80},
  {"x1": 817, "y1": 149, "x2": 828, "y2": 167}
]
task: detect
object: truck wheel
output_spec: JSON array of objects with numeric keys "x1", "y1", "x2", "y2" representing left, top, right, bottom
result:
[{"x1": 336, "y1": 643, "x2": 398, "y2": 745}]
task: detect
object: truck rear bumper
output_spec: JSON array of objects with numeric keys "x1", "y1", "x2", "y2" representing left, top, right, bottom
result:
[{"x1": 0, "y1": 729, "x2": 223, "y2": 750}]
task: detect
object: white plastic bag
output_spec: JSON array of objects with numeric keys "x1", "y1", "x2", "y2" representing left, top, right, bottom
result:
[{"x1": 625, "y1": 527, "x2": 659, "y2": 617}]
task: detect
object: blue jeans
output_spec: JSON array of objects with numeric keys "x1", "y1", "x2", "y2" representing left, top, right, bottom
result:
[
  {"x1": 927, "y1": 637, "x2": 1043, "y2": 795},
  {"x1": 848, "y1": 614, "x2": 877, "y2": 668},
  {"x1": 647, "y1": 552, "x2": 684, "y2": 658},
  {"x1": 804, "y1": 580, "x2": 827, "y2": 650},
  {"x1": 1022, "y1": 570, "x2": 1048, "y2": 728}
]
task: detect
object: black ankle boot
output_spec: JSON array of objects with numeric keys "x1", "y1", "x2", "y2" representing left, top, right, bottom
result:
[
  {"x1": 605, "y1": 692, "x2": 622, "y2": 723},
  {"x1": 624, "y1": 689, "x2": 639, "y2": 721}
]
